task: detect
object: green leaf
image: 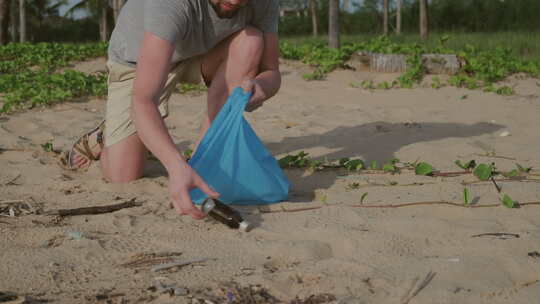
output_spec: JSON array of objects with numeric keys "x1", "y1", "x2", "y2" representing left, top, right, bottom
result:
[
  {"x1": 502, "y1": 169, "x2": 520, "y2": 178},
  {"x1": 278, "y1": 155, "x2": 294, "y2": 167},
  {"x1": 454, "y1": 160, "x2": 465, "y2": 169},
  {"x1": 339, "y1": 158, "x2": 350, "y2": 166},
  {"x1": 40, "y1": 142, "x2": 53, "y2": 152},
  {"x1": 500, "y1": 194, "x2": 516, "y2": 209},
  {"x1": 516, "y1": 163, "x2": 532, "y2": 173},
  {"x1": 473, "y1": 163, "x2": 493, "y2": 181},
  {"x1": 370, "y1": 160, "x2": 379, "y2": 170},
  {"x1": 183, "y1": 148, "x2": 193, "y2": 159},
  {"x1": 455, "y1": 159, "x2": 476, "y2": 170},
  {"x1": 346, "y1": 182, "x2": 360, "y2": 190},
  {"x1": 360, "y1": 192, "x2": 368, "y2": 204},
  {"x1": 382, "y1": 163, "x2": 397, "y2": 173},
  {"x1": 463, "y1": 188, "x2": 470, "y2": 206},
  {"x1": 345, "y1": 159, "x2": 364, "y2": 171},
  {"x1": 415, "y1": 162, "x2": 434, "y2": 176}
]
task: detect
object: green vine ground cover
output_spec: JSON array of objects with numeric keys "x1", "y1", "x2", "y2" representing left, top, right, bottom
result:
[
  {"x1": 281, "y1": 35, "x2": 540, "y2": 92},
  {"x1": 278, "y1": 151, "x2": 539, "y2": 209},
  {"x1": 0, "y1": 42, "x2": 108, "y2": 113},
  {"x1": 1, "y1": 34, "x2": 539, "y2": 113}
]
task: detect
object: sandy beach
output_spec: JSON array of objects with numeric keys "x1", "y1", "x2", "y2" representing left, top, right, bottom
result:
[{"x1": 1, "y1": 57, "x2": 540, "y2": 303}]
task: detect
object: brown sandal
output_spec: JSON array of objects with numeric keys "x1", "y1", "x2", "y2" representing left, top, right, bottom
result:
[{"x1": 59, "y1": 121, "x2": 105, "y2": 170}]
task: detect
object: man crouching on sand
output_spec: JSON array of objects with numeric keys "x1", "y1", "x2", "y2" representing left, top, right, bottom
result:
[{"x1": 62, "y1": 0, "x2": 281, "y2": 219}]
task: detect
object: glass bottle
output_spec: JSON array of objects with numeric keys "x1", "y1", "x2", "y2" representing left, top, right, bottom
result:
[{"x1": 201, "y1": 198, "x2": 250, "y2": 231}]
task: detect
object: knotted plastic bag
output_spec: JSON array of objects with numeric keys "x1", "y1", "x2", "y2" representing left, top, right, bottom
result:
[{"x1": 189, "y1": 87, "x2": 290, "y2": 205}]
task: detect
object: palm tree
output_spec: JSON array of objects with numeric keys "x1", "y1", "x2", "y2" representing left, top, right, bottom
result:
[
  {"x1": 112, "y1": 0, "x2": 124, "y2": 23},
  {"x1": 309, "y1": 0, "x2": 318, "y2": 37},
  {"x1": 66, "y1": 0, "x2": 109, "y2": 41},
  {"x1": 0, "y1": 0, "x2": 10, "y2": 44},
  {"x1": 396, "y1": 0, "x2": 401, "y2": 34},
  {"x1": 419, "y1": 0, "x2": 428, "y2": 40},
  {"x1": 328, "y1": 0, "x2": 339, "y2": 48},
  {"x1": 383, "y1": 0, "x2": 388, "y2": 35},
  {"x1": 19, "y1": 0, "x2": 25, "y2": 41}
]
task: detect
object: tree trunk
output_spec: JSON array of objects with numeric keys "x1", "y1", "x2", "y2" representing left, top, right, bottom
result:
[
  {"x1": 309, "y1": 0, "x2": 318, "y2": 37},
  {"x1": 0, "y1": 0, "x2": 10, "y2": 45},
  {"x1": 99, "y1": 0, "x2": 108, "y2": 42},
  {"x1": 9, "y1": 0, "x2": 15, "y2": 41},
  {"x1": 383, "y1": 0, "x2": 388, "y2": 35},
  {"x1": 328, "y1": 0, "x2": 339, "y2": 49},
  {"x1": 18, "y1": 0, "x2": 24, "y2": 42},
  {"x1": 112, "y1": 0, "x2": 123, "y2": 24},
  {"x1": 343, "y1": 0, "x2": 350, "y2": 11},
  {"x1": 396, "y1": 0, "x2": 402, "y2": 34},
  {"x1": 419, "y1": 0, "x2": 428, "y2": 40}
]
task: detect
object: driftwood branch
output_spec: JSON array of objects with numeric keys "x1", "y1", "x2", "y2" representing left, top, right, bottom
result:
[{"x1": 45, "y1": 198, "x2": 142, "y2": 216}]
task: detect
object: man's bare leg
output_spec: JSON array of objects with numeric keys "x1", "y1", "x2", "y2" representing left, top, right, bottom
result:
[
  {"x1": 99, "y1": 133, "x2": 148, "y2": 182},
  {"x1": 70, "y1": 131, "x2": 147, "y2": 183},
  {"x1": 194, "y1": 26, "x2": 264, "y2": 151}
]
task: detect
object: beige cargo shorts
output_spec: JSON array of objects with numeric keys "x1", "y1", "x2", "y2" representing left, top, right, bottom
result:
[{"x1": 104, "y1": 58, "x2": 202, "y2": 147}]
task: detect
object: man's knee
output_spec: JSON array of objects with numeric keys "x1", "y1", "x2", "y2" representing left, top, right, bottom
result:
[{"x1": 231, "y1": 26, "x2": 264, "y2": 59}]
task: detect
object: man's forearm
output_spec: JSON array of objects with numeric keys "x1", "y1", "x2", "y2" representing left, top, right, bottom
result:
[
  {"x1": 131, "y1": 98, "x2": 185, "y2": 173},
  {"x1": 254, "y1": 69, "x2": 281, "y2": 99}
]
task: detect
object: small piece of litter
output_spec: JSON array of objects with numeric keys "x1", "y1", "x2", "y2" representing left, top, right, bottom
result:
[
  {"x1": 499, "y1": 131, "x2": 511, "y2": 137},
  {"x1": 528, "y1": 251, "x2": 540, "y2": 258},
  {"x1": 67, "y1": 231, "x2": 84, "y2": 240},
  {"x1": 174, "y1": 287, "x2": 188, "y2": 296}
]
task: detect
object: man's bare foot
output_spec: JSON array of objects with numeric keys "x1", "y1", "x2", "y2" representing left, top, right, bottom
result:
[
  {"x1": 61, "y1": 122, "x2": 105, "y2": 170},
  {"x1": 72, "y1": 131, "x2": 103, "y2": 168}
]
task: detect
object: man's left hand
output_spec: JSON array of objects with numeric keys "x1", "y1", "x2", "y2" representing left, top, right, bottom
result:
[{"x1": 240, "y1": 79, "x2": 266, "y2": 112}]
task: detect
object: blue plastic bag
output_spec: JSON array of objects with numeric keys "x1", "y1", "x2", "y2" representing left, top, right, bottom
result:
[{"x1": 188, "y1": 87, "x2": 290, "y2": 205}]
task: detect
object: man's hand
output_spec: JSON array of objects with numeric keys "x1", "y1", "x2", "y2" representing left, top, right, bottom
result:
[
  {"x1": 241, "y1": 79, "x2": 266, "y2": 112},
  {"x1": 168, "y1": 162, "x2": 219, "y2": 219}
]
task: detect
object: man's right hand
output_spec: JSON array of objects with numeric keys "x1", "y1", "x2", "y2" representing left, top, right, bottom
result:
[{"x1": 168, "y1": 162, "x2": 219, "y2": 219}]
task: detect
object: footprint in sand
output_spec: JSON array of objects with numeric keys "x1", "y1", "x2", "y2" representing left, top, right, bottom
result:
[{"x1": 260, "y1": 239, "x2": 334, "y2": 263}]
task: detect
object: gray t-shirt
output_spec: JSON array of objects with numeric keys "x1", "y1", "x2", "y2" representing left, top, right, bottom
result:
[{"x1": 108, "y1": 0, "x2": 279, "y2": 67}]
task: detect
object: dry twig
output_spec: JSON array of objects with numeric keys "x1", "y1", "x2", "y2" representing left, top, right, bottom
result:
[
  {"x1": 120, "y1": 252, "x2": 183, "y2": 268},
  {"x1": 151, "y1": 258, "x2": 212, "y2": 272},
  {"x1": 45, "y1": 198, "x2": 142, "y2": 216},
  {"x1": 401, "y1": 271, "x2": 436, "y2": 304},
  {"x1": 2, "y1": 174, "x2": 21, "y2": 186}
]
